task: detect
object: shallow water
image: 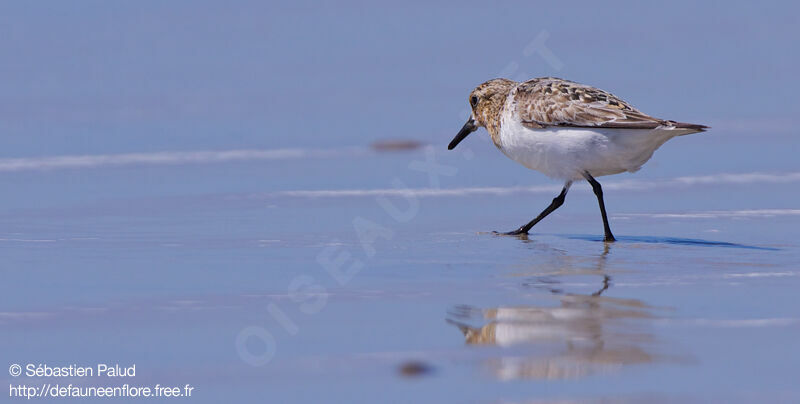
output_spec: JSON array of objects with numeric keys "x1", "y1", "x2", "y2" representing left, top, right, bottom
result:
[
  {"x1": 3, "y1": 136, "x2": 800, "y2": 403},
  {"x1": 3, "y1": 1, "x2": 800, "y2": 402}
]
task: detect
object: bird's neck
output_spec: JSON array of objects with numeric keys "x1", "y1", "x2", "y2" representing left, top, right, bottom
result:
[
  {"x1": 483, "y1": 108, "x2": 502, "y2": 143},
  {"x1": 478, "y1": 83, "x2": 516, "y2": 146}
]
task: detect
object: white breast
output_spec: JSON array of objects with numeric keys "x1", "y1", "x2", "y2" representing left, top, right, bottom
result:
[{"x1": 495, "y1": 104, "x2": 689, "y2": 181}]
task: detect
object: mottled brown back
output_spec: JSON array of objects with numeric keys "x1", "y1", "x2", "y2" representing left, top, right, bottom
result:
[{"x1": 514, "y1": 77, "x2": 707, "y2": 131}]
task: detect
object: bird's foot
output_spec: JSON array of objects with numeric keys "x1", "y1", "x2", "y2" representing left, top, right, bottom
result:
[
  {"x1": 603, "y1": 234, "x2": 616, "y2": 242},
  {"x1": 493, "y1": 228, "x2": 528, "y2": 236}
]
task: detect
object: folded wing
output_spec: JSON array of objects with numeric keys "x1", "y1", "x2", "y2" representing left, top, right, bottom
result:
[{"x1": 515, "y1": 78, "x2": 707, "y2": 131}]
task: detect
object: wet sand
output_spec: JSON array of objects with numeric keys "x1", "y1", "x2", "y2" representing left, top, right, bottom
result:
[
  {"x1": 2, "y1": 134, "x2": 799, "y2": 403},
  {"x1": 2, "y1": 2, "x2": 799, "y2": 401}
]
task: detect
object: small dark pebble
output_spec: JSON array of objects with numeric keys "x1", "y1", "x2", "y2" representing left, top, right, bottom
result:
[
  {"x1": 398, "y1": 360, "x2": 434, "y2": 377},
  {"x1": 370, "y1": 140, "x2": 424, "y2": 152}
]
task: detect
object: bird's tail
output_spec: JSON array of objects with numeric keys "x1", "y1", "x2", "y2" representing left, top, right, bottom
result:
[{"x1": 663, "y1": 121, "x2": 708, "y2": 136}]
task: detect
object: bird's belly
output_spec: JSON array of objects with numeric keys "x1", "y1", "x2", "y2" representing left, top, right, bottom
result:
[{"x1": 496, "y1": 124, "x2": 678, "y2": 180}]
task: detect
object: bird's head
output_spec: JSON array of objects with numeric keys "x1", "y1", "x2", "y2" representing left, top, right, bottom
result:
[{"x1": 448, "y1": 78, "x2": 516, "y2": 150}]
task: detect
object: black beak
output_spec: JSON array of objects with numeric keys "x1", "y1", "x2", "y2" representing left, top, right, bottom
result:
[{"x1": 448, "y1": 118, "x2": 477, "y2": 150}]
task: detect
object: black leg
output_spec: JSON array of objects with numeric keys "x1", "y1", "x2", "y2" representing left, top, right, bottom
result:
[
  {"x1": 583, "y1": 172, "x2": 616, "y2": 242},
  {"x1": 496, "y1": 182, "x2": 571, "y2": 236},
  {"x1": 591, "y1": 275, "x2": 611, "y2": 296}
]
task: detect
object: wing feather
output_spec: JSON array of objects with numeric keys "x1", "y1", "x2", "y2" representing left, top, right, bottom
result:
[{"x1": 515, "y1": 78, "x2": 707, "y2": 131}]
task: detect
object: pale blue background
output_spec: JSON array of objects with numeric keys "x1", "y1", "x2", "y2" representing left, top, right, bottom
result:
[
  {"x1": 1, "y1": 1, "x2": 799, "y2": 403},
  {"x1": 0, "y1": 1, "x2": 796, "y2": 156}
]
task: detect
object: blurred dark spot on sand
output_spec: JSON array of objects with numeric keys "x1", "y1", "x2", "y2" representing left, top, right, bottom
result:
[
  {"x1": 398, "y1": 360, "x2": 434, "y2": 377},
  {"x1": 371, "y1": 140, "x2": 424, "y2": 152}
]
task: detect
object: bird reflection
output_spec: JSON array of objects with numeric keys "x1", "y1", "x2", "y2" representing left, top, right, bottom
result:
[{"x1": 448, "y1": 242, "x2": 662, "y2": 380}]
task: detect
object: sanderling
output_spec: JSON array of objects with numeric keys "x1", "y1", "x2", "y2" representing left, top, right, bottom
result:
[{"x1": 448, "y1": 77, "x2": 707, "y2": 241}]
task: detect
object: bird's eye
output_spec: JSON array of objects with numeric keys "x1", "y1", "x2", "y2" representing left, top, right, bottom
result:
[{"x1": 470, "y1": 96, "x2": 478, "y2": 107}]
